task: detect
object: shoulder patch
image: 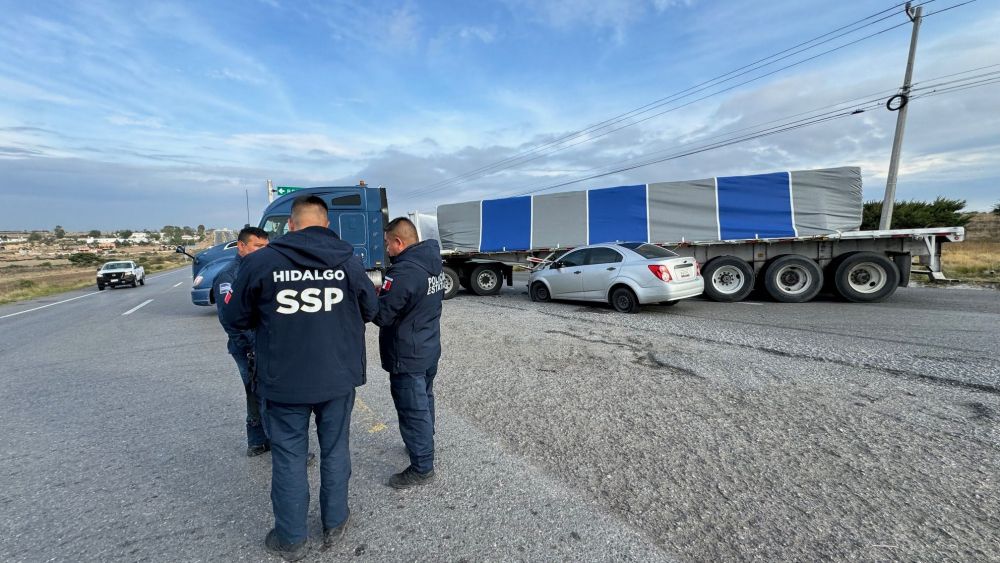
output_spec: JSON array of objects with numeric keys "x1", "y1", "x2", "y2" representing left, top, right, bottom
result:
[
  {"x1": 381, "y1": 276, "x2": 393, "y2": 293},
  {"x1": 219, "y1": 282, "x2": 232, "y2": 295}
]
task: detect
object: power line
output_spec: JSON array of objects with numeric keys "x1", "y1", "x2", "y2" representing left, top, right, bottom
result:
[
  {"x1": 407, "y1": 15, "x2": 917, "y2": 201},
  {"x1": 504, "y1": 76, "x2": 999, "y2": 197},
  {"x1": 406, "y1": 1, "x2": 927, "y2": 199}
]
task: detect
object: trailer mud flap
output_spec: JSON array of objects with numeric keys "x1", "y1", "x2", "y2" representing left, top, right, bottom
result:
[{"x1": 891, "y1": 252, "x2": 911, "y2": 287}]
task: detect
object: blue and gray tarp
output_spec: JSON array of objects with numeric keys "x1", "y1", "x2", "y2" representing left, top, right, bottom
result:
[{"x1": 437, "y1": 166, "x2": 863, "y2": 253}]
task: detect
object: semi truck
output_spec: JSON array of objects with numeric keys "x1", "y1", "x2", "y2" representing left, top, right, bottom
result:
[
  {"x1": 179, "y1": 183, "x2": 388, "y2": 305},
  {"x1": 420, "y1": 166, "x2": 965, "y2": 304}
]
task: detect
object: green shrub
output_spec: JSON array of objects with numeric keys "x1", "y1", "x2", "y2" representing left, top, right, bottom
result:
[
  {"x1": 67, "y1": 253, "x2": 103, "y2": 267},
  {"x1": 862, "y1": 198, "x2": 973, "y2": 230}
]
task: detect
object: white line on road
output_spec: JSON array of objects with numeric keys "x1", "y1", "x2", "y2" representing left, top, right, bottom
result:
[
  {"x1": 736, "y1": 302, "x2": 763, "y2": 306},
  {"x1": 173, "y1": 282, "x2": 184, "y2": 288},
  {"x1": 0, "y1": 291, "x2": 100, "y2": 320},
  {"x1": 122, "y1": 299, "x2": 154, "y2": 316}
]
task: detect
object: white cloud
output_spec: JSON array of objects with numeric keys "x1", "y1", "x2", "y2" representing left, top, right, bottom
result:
[
  {"x1": 458, "y1": 26, "x2": 497, "y2": 44},
  {"x1": 225, "y1": 133, "x2": 361, "y2": 159},
  {"x1": 106, "y1": 114, "x2": 165, "y2": 129}
]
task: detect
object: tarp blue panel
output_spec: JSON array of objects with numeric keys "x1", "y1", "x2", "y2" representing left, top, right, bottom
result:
[
  {"x1": 587, "y1": 185, "x2": 647, "y2": 244},
  {"x1": 480, "y1": 196, "x2": 531, "y2": 252},
  {"x1": 717, "y1": 172, "x2": 796, "y2": 239}
]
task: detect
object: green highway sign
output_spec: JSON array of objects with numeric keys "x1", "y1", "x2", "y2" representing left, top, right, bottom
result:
[{"x1": 275, "y1": 186, "x2": 304, "y2": 197}]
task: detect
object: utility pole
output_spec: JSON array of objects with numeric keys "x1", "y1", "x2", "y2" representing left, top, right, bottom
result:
[
  {"x1": 880, "y1": 2, "x2": 923, "y2": 230},
  {"x1": 245, "y1": 188, "x2": 250, "y2": 226},
  {"x1": 266, "y1": 179, "x2": 275, "y2": 203}
]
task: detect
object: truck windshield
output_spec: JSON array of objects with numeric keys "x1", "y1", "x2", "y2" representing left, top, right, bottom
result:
[
  {"x1": 261, "y1": 215, "x2": 290, "y2": 239},
  {"x1": 103, "y1": 262, "x2": 131, "y2": 269}
]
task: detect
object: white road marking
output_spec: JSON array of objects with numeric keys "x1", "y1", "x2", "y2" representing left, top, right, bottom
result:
[
  {"x1": 0, "y1": 291, "x2": 100, "y2": 320},
  {"x1": 0, "y1": 266, "x2": 189, "y2": 322},
  {"x1": 148, "y1": 268, "x2": 189, "y2": 280},
  {"x1": 122, "y1": 299, "x2": 154, "y2": 316},
  {"x1": 736, "y1": 302, "x2": 763, "y2": 306},
  {"x1": 173, "y1": 282, "x2": 184, "y2": 288}
]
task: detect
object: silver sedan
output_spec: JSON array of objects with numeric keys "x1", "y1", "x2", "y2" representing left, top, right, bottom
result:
[{"x1": 528, "y1": 242, "x2": 704, "y2": 313}]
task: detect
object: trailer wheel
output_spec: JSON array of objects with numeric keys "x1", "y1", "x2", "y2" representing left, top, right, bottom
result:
[
  {"x1": 610, "y1": 286, "x2": 640, "y2": 314},
  {"x1": 530, "y1": 282, "x2": 551, "y2": 302},
  {"x1": 441, "y1": 266, "x2": 460, "y2": 300},
  {"x1": 763, "y1": 255, "x2": 823, "y2": 303},
  {"x1": 833, "y1": 252, "x2": 899, "y2": 303},
  {"x1": 469, "y1": 265, "x2": 502, "y2": 296},
  {"x1": 702, "y1": 257, "x2": 755, "y2": 302}
]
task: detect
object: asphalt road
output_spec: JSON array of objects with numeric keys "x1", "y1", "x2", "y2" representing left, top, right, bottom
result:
[{"x1": 1, "y1": 269, "x2": 998, "y2": 561}]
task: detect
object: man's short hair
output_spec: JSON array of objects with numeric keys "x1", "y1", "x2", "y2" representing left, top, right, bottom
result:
[
  {"x1": 238, "y1": 226, "x2": 269, "y2": 243},
  {"x1": 384, "y1": 217, "x2": 419, "y2": 243},
  {"x1": 291, "y1": 195, "x2": 329, "y2": 220}
]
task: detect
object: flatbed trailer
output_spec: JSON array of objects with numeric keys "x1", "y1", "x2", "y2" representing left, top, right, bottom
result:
[{"x1": 434, "y1": 225, "x2": 964, "y2": 304}]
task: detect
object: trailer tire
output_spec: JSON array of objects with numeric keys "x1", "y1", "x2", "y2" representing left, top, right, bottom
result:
[
  {"x1": 763, "y1": 255, "x2": 823, "y2": 303},
  {"x1": 702, "y1": 257, "x2": 755, "y2": 302},
  {"x1": 833, "y1": 252, "x2": 899, "y2": 303},
  {"x1": 530, "y1": 282, "x2": 551, "y2": 302},
  {"x1": 441, "y1": 266, "x2": 460, "y2": 300},
  {"x1": 470, "y1": 265, "x2": 503, "y2": 296}
]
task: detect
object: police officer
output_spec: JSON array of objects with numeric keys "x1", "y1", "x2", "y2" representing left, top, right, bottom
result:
[
  {"x1": 215, "y1": 226, "x2": 270, "y2": 456},
  {"x1": 374, "y1": 217, "x2": 445, "y2": 489},
  {"x1": 223, "y1": 195, "x2": 378, "y2": 561}
]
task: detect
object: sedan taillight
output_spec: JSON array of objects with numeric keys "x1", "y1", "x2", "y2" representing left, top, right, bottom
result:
[
  {"x1": 695, "y1": 261, "x2": 701, "y2": 276},
  {"x1": 648, "y1": 264, "x2": 673, "y2": 282}
]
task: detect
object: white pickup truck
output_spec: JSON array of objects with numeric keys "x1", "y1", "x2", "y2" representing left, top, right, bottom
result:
[{"x1": 96, "y1": 261, "x2": 145, "y2": 290}]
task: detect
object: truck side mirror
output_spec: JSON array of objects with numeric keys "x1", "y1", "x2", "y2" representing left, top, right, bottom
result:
[{"x1": 175, "y1": 245, "x2": 195, "y2": 260}]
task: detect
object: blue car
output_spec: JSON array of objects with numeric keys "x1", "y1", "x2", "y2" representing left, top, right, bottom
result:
[{"x1": 179, "y1": 183, "x2": 389, "y2": 305}]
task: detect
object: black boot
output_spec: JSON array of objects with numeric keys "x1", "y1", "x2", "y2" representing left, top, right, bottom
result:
[
  {"x1": 388, "y1": 465, "x2": 435, "y2": 489},
  {"x1": 263, "y1": 529, "x2": 308, "y2": 561}
]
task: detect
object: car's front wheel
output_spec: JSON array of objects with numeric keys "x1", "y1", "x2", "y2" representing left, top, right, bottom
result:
[
  {"x1": 530, "y1": 282, "x2": 551, "y2": 302},
  {"x1": 97, "y1": 283, "x2": 105, "y2": 291},
  {"x1": 610, "y1": 286, "x2": 640, "y2": 313}
]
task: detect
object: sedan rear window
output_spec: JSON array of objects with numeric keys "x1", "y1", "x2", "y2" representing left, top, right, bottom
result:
[{"x1": 627, "y1": 244, "x2": 678, "y2": 259}]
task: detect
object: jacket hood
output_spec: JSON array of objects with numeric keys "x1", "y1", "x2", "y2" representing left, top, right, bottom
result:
[
  {"x1": 395, "y1": 239, "x2": 442, "y2": 275},
  {"x1": 266, "y1": 226, "x2": 357, "y2": 270}
]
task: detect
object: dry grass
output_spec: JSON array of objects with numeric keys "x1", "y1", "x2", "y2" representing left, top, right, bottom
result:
[
  {"x1": 942, "y1": 241, "x2": 1000, "y2": 282},
  {"x1": 0, "y1": 253, "x2": 189, "y2": 305}
]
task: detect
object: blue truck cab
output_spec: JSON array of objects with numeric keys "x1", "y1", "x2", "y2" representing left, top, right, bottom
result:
[{"x1": 183, "y1": 184, "x2": 389, "y2": 305}]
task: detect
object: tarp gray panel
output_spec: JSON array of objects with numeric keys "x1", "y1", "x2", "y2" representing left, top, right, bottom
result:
[
  {"x1": 790, "y1": 167, "x2": 863, "y2": 235},
  {"x1": 532, "y1": 191, "x2": 588, "y2": 249},
  {"x1": 437, "y1": 201, "x2": 480, "y2": 252},
  {"x1": 648, "y1": 178, "x2": 719, "y2": 243}
]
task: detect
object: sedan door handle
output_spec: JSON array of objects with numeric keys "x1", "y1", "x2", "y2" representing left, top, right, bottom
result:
[
  {"x1": 573, "y1": 271, "x2": 582, "y2": 274},
  {"x1": 606, "y1": 267, "x2": 617, "y2": 271}
]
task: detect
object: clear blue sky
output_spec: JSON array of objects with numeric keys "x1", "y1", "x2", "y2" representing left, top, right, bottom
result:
[{"x1": 1, "y1": 0, "x2": 997, "y2": 230}]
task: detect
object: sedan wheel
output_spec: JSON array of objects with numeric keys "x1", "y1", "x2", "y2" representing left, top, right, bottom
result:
[
  {"x1": 610, "y1": 287, "x2": 640, "y2": 313},
  {"x1": 530, "y1": 282, "x2": 551, "y2": 302}
]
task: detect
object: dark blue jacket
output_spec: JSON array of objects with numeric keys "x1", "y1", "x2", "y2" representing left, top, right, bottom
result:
[
  {"x1": 373, "y1": 239, "x2": 444, "y2": 374},
  {"x1": 215, "y1": 256, "x2": 254, "y2": 356},
  {"x1": 222, "y1": 226, "x2": 378, "y2": 404}
]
